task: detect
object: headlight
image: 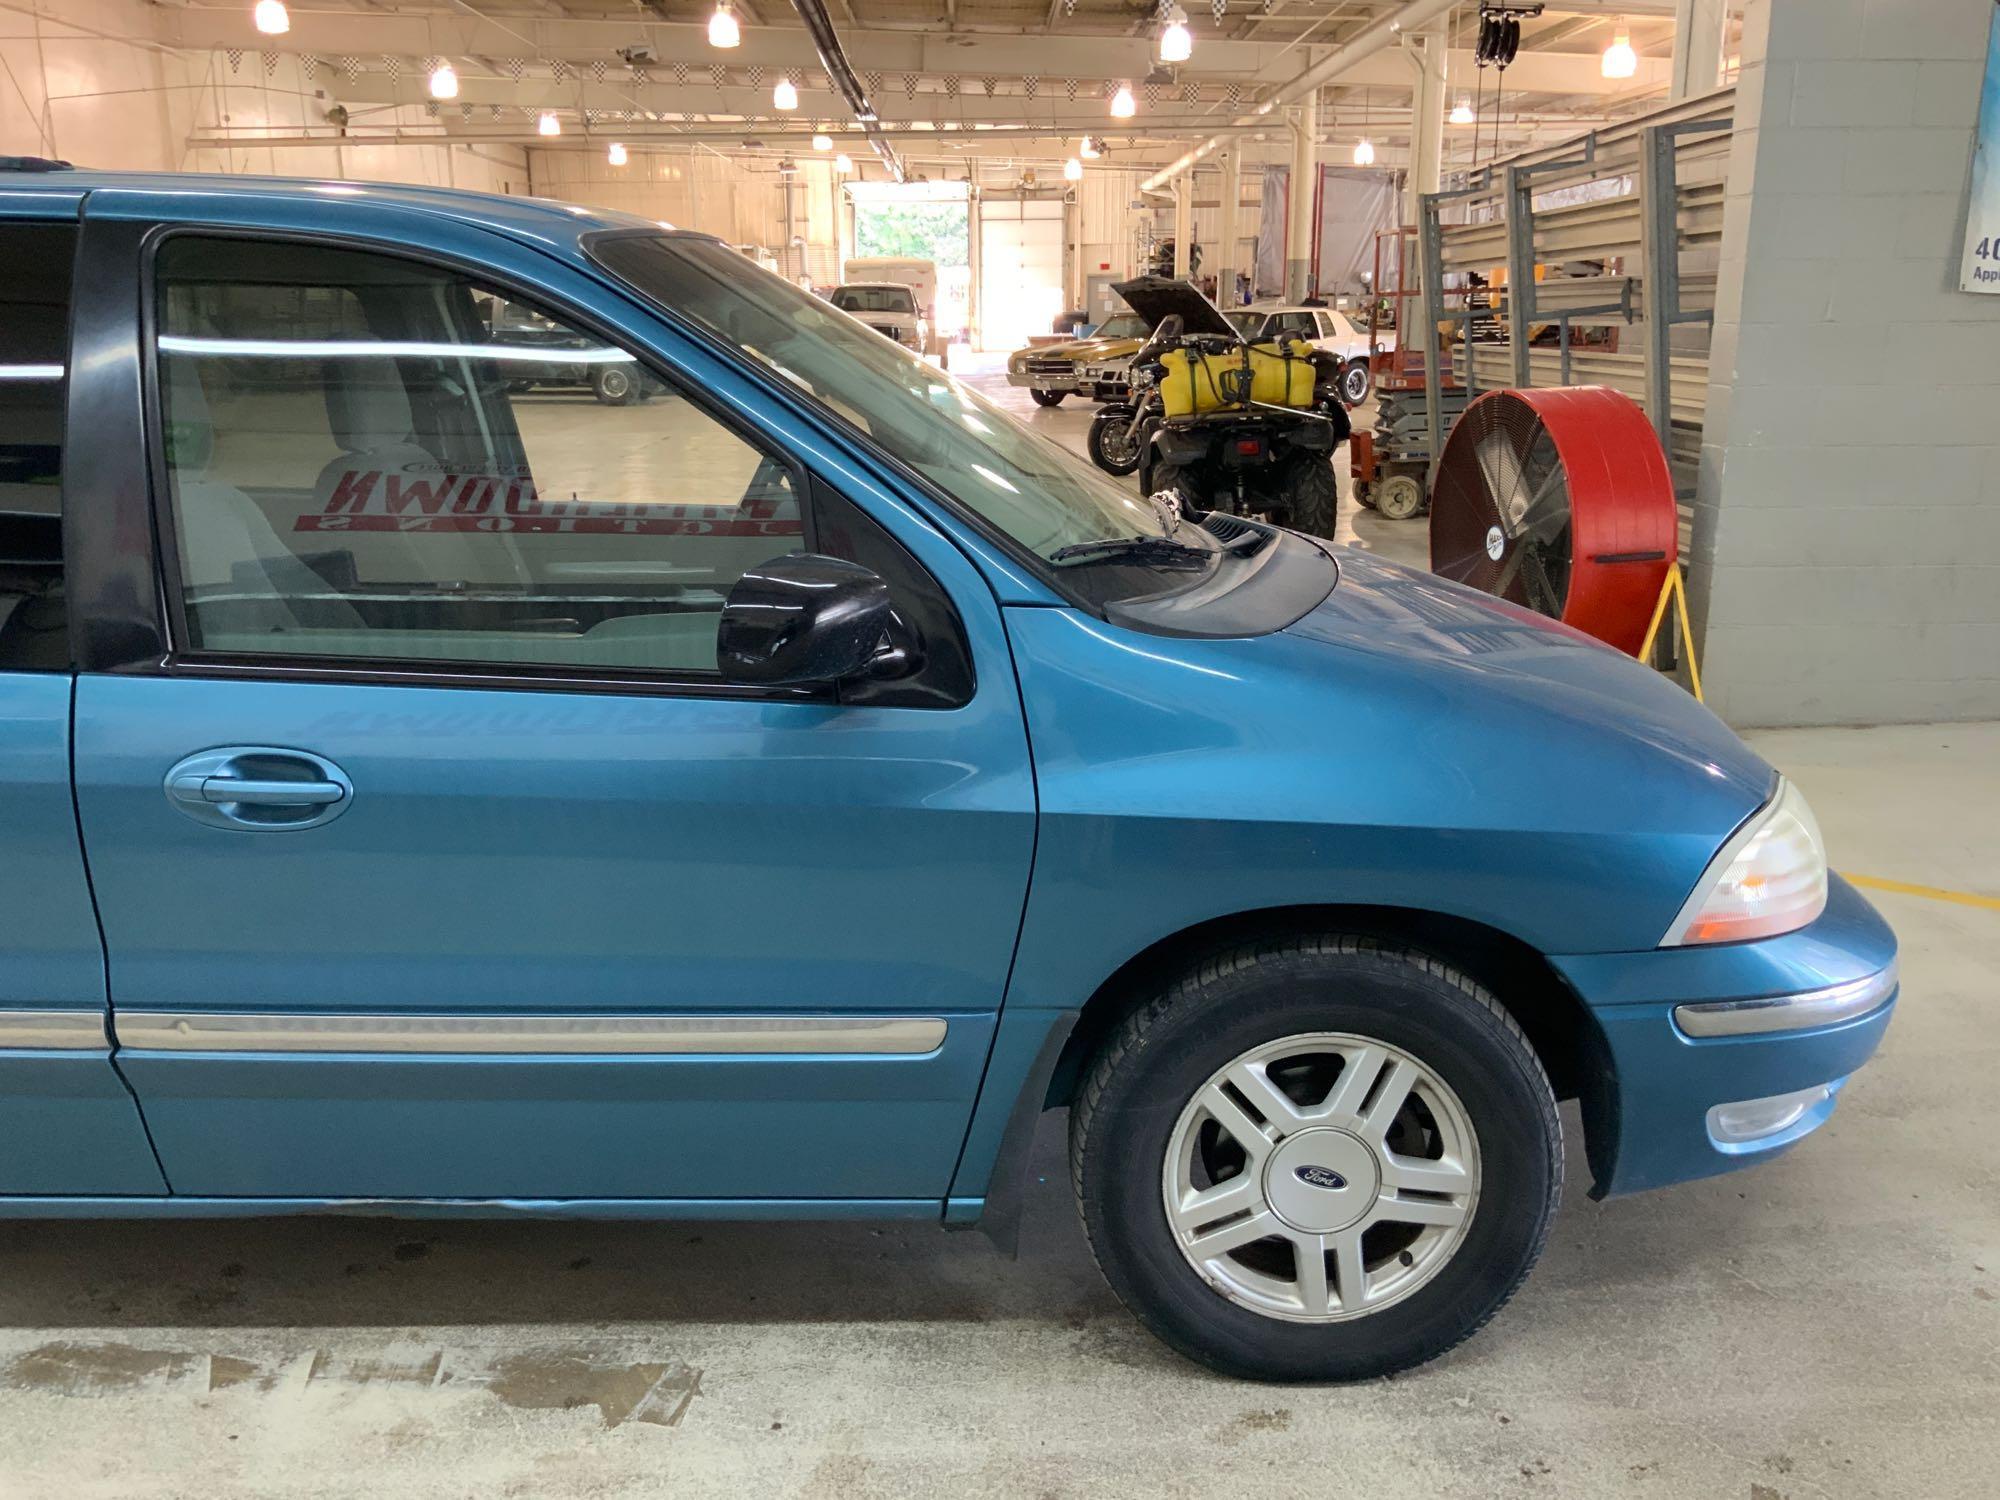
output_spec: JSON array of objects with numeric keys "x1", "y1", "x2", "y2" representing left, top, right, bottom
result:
[{"x1": 1663, "y1": 779, "x2": 1827, "y2": 946}]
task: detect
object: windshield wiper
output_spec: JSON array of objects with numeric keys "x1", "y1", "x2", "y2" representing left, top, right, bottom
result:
[{"x1": 1049, "y1": 534, "x2": 1214, "y2": 570}]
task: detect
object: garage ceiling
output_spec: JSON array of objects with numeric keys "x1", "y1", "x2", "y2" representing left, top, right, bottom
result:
[{"x1": 164, "y1": 1, "x2": 1723, "y2": 167}]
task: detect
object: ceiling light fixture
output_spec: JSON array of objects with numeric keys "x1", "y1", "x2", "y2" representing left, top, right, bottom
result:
[
  {"x1": 708, "y1": 2, "x2": 741, "y2": 50},
  {"x1": 1601, "y1": 19, "x2": 1637, "y2": 79},
  {"x1": 1159, "y1": 6, "x2": 1193, "y2": 64},
  {"x1": 1063, "y1": 157, "x2": 1083, "y2": 181},
  {"x1": 608, "y1": 141, "x2": 628, "y2": 166},
  {"x1": 429, "y1": 62, "x2": 459, "y2": 100},
  {"x1": 1352, "y1": 137, "x2": 1376, "y2": 166},
  {"x1": 1079, "y1": 135, "x2": 1101, "y2": 159},
  {"x1": 812, "y1": 132, "x2": 833, "y2": 151},
  {"x1": 538, "y1": 111, "x2": 561, "y2": 137},
  {"x1": 1110, "y1": 84, "x2": 1136, "y2": 119},
  {"x1": 252, "y1": 0, "x2": 289, "y2": 35},
  {"x1": 834, "y1": 152, "x2": 854, "y2": 173},
  {"x1": 1449, "y1": 98, "x2": 1475, "y2": 125},
  {"x1": 774, "y1": 76, "x2": 799, "y2": 110}
]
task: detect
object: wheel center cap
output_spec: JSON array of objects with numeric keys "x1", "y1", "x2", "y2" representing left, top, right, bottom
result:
[{"x1": 1264, "y1": 1128, "x2": 1380, "y2": 1234}]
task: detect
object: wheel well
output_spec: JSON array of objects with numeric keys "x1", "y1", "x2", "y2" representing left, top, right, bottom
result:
[{"x1": 1042, "y1": 905, "x2": 1616, "y2": 1179}]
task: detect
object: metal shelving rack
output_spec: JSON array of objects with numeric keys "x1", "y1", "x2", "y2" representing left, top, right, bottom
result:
[{"x1": 1415, "y1": 87, "x2": 1738, "y2": 538}]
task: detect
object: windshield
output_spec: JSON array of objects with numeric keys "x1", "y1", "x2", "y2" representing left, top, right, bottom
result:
[
  {"x1": 832, "y1": 285, "x2": 916, "y2": 315},
  {"x1": 594, "y1": 235, "x2": 1177, "y2": 582},
  {"x1": 1090, "y1": 314, "x2": 1147, "y2": 340},
  {"x1": 1223, "y1": 311, "x2": 1268, "y2": 338}
]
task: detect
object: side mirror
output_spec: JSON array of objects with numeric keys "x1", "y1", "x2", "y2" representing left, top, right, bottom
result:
[{"x1": 717, "y1": 553, "x2": 918, "y2": 687}]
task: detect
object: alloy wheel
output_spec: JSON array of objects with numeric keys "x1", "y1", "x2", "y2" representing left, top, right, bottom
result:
[{"x1": 1161, "y1": 1032, "x2": 1481, "y2": 1323}]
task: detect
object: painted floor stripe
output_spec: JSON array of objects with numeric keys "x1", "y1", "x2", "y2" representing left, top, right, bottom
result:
[{"x1": 1843, "y1": 873, "x2": 2000, "y2": 913}]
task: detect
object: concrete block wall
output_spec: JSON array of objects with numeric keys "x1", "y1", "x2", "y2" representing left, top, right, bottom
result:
[{"x1": 1692, "y1": 0, "x2": 2000, "y2": 726}]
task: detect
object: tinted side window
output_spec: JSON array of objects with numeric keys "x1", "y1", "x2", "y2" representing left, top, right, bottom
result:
[
  {"x1": 153, "y1": 236, "x2": 801, "y2": 677},
  {"x1": 0, "y1": 223, "x2": 74, "y2": 672}
]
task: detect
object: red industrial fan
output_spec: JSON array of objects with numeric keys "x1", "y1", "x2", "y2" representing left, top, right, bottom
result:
[{"x1": 1429, "y1": 386, "x2": 1677, "y2": 655}]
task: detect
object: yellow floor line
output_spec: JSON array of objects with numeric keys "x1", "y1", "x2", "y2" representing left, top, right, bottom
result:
[{"x1": 1843, "y1": 873, "x2": 2000, "y2": 913}]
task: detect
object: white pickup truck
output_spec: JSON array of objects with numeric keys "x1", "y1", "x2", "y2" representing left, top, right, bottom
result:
[
  {"x1": 828, "y1": 282, "x2": 931, "y2": 359},
  {"x1": 836, "y1": 256, "x2": 945, "y2": 362}
]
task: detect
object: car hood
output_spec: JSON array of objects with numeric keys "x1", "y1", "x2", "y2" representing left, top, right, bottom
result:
[
  {"x1": 1019, "y1": 334, "x2": 1139, "y2": 361},
  {"x1": 1282, "y1": 546, "x2": 1773, "y2": 814},
  {"x1": 1113, "y1": 276, "x2": 1238, "y2": 336}
]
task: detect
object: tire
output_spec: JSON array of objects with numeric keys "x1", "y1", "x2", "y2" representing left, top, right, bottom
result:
[
  {"x1": 1272, "y1": 452, "x2": 1338, "y2": 539},
  {"x1": 1375, "y1": 472, "x2": 1427, "y2": 521},
  {"x1": 592, "y1": 365, "x2": 638, "y2": 405},
  {"x1": 1340, "y1": 359, "x2": 1372, "y2": 406},
  {"x1": 1070, "y1": 937, "x2": 1562, "y2": 1383},
  {"x1": 1030, "y1": 388, "x2": 1066, "y2": 408},
  {"x1": 1088, "y1": 410, "x2": 1145, "y2": 477},
  {"x1": 1146, "y1": 458, "x2": 1205, "y2": 513}
]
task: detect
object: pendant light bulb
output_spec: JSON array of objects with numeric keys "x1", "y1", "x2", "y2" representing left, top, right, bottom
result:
[
  {"x1": 1110, "y1": 84, "x2": 1136, "y2": 119},
  {"x1": 253, "y1": 0, "x2": 290, "y2": 35},
  {"x1": 708, "y1": 2, "x2": 741, "y2": 49}
]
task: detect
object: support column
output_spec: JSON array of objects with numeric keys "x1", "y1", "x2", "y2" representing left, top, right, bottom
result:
[
  {"x1": 1214, "y1": 148, "x2": 1241, "y2": 306},
  {"x1": 1404, "y1": 23, "x2": 1447, "y2": 228},
  {"x1": 1286, "y1": 94, "x2": 1317, "y2": 303},
  {"x1": 1670, "y1": 0, "x2": 1727, "y2": 100},
  {"x1": 1172, "y1": 172, "x2": 1192, "y2": 279}
]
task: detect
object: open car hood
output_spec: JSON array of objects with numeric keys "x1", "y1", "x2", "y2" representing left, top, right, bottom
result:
[{"x1": 1112, "y1": 277, "x2": 1239, "y2": 338}]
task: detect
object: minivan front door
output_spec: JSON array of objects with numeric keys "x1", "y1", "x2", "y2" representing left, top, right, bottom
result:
[{"x1": 69, "y1": 226, "x2": 1033, "y2": 1205}]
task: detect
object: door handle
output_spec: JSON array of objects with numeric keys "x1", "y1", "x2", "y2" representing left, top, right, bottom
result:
[
  {"x1": 169, "y1": 775, "x2": 346, "y2": 807},
  {"x1": 163, "y1": 747, "x2": 354, "y2": 831}
]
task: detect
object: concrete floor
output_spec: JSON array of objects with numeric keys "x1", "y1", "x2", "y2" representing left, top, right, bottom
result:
[{"x1": 2, "y1": 369, "x2": 1994, "y2": 1498}]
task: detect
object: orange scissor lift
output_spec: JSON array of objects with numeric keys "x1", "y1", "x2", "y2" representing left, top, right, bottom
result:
[{"x1": 1349, "y1": 226, "x2": 1475, "y2": 521}]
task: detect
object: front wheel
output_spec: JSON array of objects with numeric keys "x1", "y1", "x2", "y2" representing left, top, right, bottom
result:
[
  {"x1": 1340, "y1": 359, "x2": 1372, "y2": 406},
  {"x1": 1088, "y1": 409, "x2": 1145, "y2": 476},
  {"x1": 1030, "y1": 388, "x2": 1066, "y2": 408},
  {"x1": 592, "y1": 365, "x2": 638, "y2": 405},
  {"x1": 1069, "y1": 938, "x2": 1562, "y2": 1382}
]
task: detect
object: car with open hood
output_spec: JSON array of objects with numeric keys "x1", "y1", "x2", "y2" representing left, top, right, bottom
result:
[{"x1": 0, "y1": 168, "x2": 1897, "y2": 1385}]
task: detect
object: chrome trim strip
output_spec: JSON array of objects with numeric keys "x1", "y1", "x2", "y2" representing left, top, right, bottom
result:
[
  {"x1": 1673, "y1": 961, "x2": 1898, "y2": 1039},
  {"x1": 0, "y1": 1010, "x2": 109, "y2": 1050},
  {"x1": 113, "y1": 1012, "x2": 949, "y2": 1056}
]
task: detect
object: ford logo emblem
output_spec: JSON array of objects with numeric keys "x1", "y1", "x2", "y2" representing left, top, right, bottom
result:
[{"x1": 1294, "y1": 1165, "x2": 1348, "y2": 1191}]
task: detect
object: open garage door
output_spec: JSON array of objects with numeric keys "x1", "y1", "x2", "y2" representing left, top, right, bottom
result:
[{"x1": 977, "y1": 197, "x2": 1064, "y2": 353}]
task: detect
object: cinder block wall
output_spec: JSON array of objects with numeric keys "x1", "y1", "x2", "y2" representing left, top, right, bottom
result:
[{"x1": 1692, "y1": 0, "x2": 2000, "y2": 726}]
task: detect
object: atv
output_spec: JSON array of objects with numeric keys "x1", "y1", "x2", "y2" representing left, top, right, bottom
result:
[{"x1": 1087, "y1": 277, "x2": 1350, "y2": 539}]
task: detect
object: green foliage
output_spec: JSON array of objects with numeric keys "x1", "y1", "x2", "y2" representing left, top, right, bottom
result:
[{"x1": 854, "y1": 203, "x2": 970, "y2": 267}]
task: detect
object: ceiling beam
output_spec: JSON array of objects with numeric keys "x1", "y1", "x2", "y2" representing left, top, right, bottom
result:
[{"x1": 158, "y1": 14, "x2": 1664, "y2": 95}]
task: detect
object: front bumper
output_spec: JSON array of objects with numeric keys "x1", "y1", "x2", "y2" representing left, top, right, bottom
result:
[
  {"x1": 1008, "y1": 368, "x2": 1078, "y2": 393},
  {"x1": 1554, "y1": 874, "x2": 1898, "y2": 1197}
]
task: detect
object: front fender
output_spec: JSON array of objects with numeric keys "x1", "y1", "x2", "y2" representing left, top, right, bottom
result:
[{"x1": 997, "y1": 594, "x2": 1770, "y2": 1020}]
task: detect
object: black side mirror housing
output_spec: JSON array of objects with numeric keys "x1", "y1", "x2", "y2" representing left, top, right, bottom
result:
[{"x1": 717, "y1": 553, "x2": 918, "y2": 687}]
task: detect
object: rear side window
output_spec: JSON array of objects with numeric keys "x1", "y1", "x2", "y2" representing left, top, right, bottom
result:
[
  {"x1": 151, "y1": 235, "x2": 802, "y2": 679},
  {"x1": 0, "y1": 222, "x2": 74, "y2": 672}
]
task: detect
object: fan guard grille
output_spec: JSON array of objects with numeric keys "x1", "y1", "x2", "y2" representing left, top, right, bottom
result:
[{"x1": 1429, "y1": 386, "x2": 1677, "y2": 654}]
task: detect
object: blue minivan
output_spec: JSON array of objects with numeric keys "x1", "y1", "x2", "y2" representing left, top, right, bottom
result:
[{"x1": 0, "y1": 169, "x2": 1896, "y2": 1381}]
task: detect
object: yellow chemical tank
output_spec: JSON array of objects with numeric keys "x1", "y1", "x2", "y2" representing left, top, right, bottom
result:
[{"x1": 1157, "y1": 338, "x2": 1317, "y2": 418}]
